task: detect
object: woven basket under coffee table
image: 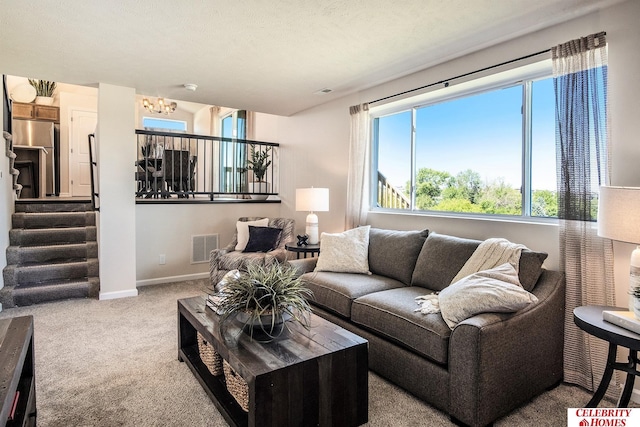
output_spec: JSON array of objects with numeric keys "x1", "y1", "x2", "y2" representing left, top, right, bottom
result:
[
  {"x1": 196, "y1": 331, "x2": 223, "y2": 376},
  {"x1": 223, "y1": 360, "x2": 249, "y2": 412}
]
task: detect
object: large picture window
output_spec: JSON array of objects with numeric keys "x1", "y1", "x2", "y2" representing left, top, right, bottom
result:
[{"x1": 372, "y1": 64, "x2": 557, "y2": 219}]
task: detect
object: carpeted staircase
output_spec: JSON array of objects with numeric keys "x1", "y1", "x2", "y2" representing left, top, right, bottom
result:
[{"x1": 1, "y1": 201, "x2": 99, "y2": 308}]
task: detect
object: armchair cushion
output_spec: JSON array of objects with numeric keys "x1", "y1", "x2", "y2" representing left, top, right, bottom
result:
[
  {"x1": 235, "y1": 218, "x2": 269, "y2": 251},
  {"x1": 243, "y1": 226, "x2": 282, "y2": 253}
]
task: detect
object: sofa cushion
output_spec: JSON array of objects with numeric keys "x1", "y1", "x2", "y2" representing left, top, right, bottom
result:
[
  {"x1": 302, "y1": 271, "x2": 404, "y2": 318},
  {"x1": 351, "y1": 286, "x2": 451, "y2": 365},
  {"x1": 368, "y1": 228, "x2": 429, "y2": 285},
  {"x1": 315, "y1": 226, "x2": 371, "y2": 274},
  {"x1": 518, "y1": 250, "x2": 548, "y2": 291},
  {"x1": 411, "y1": 232, "x2": 548, "y2": 292},
  {"x1": 412, "y1": 233, "x2": 480, "y2": 291}
]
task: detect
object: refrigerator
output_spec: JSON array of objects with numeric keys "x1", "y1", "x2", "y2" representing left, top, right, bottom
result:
[{"x1": 12, "y1": 119, "x2": 58, "y2": 195}]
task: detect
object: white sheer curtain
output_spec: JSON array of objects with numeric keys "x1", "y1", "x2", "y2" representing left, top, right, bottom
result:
[
  {"x1": 553, "y1": 32, "x2": 618, "y2": 397},
  {"x1": 346, "y1": 103, "x2": 370, "y2": 229}
]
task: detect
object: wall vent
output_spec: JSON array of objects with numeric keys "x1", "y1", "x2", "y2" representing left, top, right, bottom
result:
[{"x1": 191, "y1": 234, "x2": 219, "y2": 264}]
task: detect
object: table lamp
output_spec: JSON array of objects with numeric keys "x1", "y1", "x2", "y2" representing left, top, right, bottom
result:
[
  {"x1": 296, "y1": 188, "x2": 329, "y2": 244},
  {"x1": 597, "y1": 186, "x2": 640, "y2": 311}
]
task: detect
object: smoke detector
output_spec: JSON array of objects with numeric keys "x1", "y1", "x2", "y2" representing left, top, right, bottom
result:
[{"x1": 184, "y1": 83, "x2": 198, "y2": 91}]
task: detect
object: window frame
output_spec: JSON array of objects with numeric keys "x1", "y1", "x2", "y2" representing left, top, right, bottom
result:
[
  {"x1": 142, "y1": 116, "x2": 187, "y2": 132},
  {"x1": 369, "y1": 59, "x2": 557, "y2": 223}
]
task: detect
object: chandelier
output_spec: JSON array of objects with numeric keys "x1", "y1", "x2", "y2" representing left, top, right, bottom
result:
[{"x1": 142, "y1": 97, "x2": 177, "y2": 115}]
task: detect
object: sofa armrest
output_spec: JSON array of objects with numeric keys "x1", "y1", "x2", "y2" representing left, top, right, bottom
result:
[
  {"x1": 447, "y1": 269, "x2": 565, "y2": 427},
  {"x1": 287, "y1": 258, "x2": 318, "y2": 276}
]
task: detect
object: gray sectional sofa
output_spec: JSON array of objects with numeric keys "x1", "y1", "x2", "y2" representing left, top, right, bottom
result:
[{"x1": 288, "y1": 228, "x2": 565, "y2": 427}]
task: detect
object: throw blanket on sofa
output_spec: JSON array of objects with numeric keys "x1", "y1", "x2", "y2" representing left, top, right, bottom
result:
[
  {"x1": 415, "y1": 238, "x2": 526, "y2": 315},
  {"x1": 450, "y1": 238, "x2": 526, "y2": 283}
]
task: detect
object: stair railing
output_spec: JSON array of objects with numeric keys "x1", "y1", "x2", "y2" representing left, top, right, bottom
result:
[{"x1": 88, "y1": 133, "x2": 99, "y2": 211}]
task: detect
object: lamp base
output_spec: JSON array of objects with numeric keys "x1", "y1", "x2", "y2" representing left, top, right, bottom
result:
[
  {"x1": 305, "y1": 213, "x2": 319, "y2": 244},
  {"x1": 629, "y1": 246, "x2": 640, "y2": 311}
]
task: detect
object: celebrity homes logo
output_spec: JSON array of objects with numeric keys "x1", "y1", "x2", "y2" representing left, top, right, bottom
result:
[{"x1": 567, "y1": 409, "x2": 639, "y2": 426}]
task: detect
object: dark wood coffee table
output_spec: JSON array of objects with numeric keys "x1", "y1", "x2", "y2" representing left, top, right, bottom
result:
[{"x1": 178, "y1": 296, "x2": 368, "y2": 427}]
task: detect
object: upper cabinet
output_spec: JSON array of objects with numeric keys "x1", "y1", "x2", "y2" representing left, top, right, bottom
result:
[{"x1": 12, "y1": 102, "x2": 59, "y2": 122}]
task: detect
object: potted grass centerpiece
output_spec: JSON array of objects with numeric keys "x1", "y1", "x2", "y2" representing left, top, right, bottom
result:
[
  {"x1": 28, "y1": 79, "x2": 57, "y2": 105},
  {"x1": 217, "y1": 263, "x2": 313, "y2": 340}
]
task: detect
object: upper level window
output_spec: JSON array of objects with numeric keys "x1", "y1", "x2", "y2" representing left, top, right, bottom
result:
[
  {"x1": 372, "y1": 61, "x2": 557, "y2": 219},
  {"x1": 142, "y1": 117, "x2": 187, "y2": 132}
]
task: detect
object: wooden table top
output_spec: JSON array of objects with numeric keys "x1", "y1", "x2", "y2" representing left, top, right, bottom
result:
[{"x1": 179, "y1": 296, "x2": 368, "y2": 379}]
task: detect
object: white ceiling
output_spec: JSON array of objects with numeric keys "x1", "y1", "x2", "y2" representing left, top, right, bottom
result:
[{"x1": 0, "y1": 0, "x2": 624, "y2": 116}]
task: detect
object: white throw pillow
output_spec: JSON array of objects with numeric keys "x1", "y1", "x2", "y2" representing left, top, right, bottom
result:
[
  {"x1": 235, "y1": 218, "x2": 269, "y2": 251},
  {"x1": 439, "y1": 262, "x2": 538, "y2": 329},
  {"x1": 314, "y1": 226, "x2": 371, "y2": 274}
]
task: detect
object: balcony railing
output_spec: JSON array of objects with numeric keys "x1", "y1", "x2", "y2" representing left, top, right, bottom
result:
[
  {"x1": 135, "y1": 129, "x2": 279, "y2": 201},
  {"x1": 377, "y1": 171, "x2": 410, "y2": 209}
]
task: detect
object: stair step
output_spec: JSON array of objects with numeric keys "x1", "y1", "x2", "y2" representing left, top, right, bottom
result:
[
  {"x1": 12, "y1": 211, "x2": 95, "y2": 229},
  {"x1": 3, "y1": 259, "x2": 99, "y2": 287},
  {"x1": 6, "y1": 242, "x2": 98, "y2": 265},
  {"x1": 12, "y1": 278, "x2": 100, "y2": 307},
  {"x1": 14, "y1": 201, "x2": 92, "y2": 213},
  {"x1": 10, "y1": 226, "x2": 97, "y2": 246}
]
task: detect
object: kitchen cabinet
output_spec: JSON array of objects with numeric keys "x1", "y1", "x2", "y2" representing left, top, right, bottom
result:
[{"x1": 12, "y1": 102, "x2": 59, "y2": 122}]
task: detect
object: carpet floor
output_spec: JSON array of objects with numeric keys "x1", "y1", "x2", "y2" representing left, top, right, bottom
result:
[{"x1": 0, "y1": 279, "x2": 614, "y2": 426}]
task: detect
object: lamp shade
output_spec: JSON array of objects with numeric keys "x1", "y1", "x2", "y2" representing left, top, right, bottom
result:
[
  {"x1": 296, "y1": 188, "x2": 329, "y2": 212},
  {"x1": 597, "y1": 186, "x2": 640, "y2": 244}
]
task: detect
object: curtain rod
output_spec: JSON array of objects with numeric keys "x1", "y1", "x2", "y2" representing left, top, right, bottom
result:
[{"x1": 368, "y1": 48, "x2": 552, "y2": 105}]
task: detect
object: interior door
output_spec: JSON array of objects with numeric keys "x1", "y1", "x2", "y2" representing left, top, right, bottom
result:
[{"x1": 70, "y1": 109, "x2": 97, "y2": 197}]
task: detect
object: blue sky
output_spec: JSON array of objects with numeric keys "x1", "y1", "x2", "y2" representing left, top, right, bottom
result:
[{"x1": 377, "y1": 78, "x2": 557, "y2": 192}]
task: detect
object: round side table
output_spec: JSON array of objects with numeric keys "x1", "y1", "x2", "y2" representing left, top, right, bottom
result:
[
  {"x1": 573, "y1": 305, "x2": 640, "y2": 407},
  {"x1": 285, "y1": 243, "x2": 320, "y2": 259}
]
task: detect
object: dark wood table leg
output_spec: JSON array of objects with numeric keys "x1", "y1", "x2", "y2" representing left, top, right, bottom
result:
[
  {"x1": 618, "y1": 350, "x2": 638, "y2": 407},
  {"x1": 587, "y1": 342, "x2": 617, "y2": 407}
]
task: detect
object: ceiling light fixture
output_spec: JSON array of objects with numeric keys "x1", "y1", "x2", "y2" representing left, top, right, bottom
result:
[
  {"x1": 184, "y1": 83, "x2": 198, "y2": 91},
  {"x1": 142, "y1": 97, "x2": 177, "y2": 115}
]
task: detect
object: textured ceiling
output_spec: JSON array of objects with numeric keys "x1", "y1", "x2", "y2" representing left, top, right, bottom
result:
[{"x1": 0, "y1": 0, "x2": 624, "y2": 116}]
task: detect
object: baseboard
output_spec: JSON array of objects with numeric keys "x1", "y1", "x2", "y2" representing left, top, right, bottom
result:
[
  {"x1": 99, "y1": 288, "x2": 139, "y2": 300},
  {"x1": 136, "y1": 272, "x2": 209, "y2": 287},
  {"x1": 58, "y1": 192, "x2": 71, "y2": 198}
]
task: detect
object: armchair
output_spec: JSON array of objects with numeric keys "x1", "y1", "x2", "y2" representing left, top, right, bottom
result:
[{"x1": 209, "y1": 217, "x2": 295, "y2": 289}]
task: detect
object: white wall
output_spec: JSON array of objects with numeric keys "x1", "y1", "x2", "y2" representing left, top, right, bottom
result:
[
  {"x1": 278, "y1": 0, "x2": 640, "y2": 307},
  {"x1": 134, "y1": 111, "x2": 284, "y2": 283},
  {"x1": 135, "y1": 203, "x2": 282, "y2": 283},
  {"x1": 97, "y1": 83, "x2": 137, "y2": 300}
]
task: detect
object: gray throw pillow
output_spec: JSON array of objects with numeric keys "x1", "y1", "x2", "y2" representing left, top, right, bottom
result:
[{"x1": 368, "y1": 228, "x2": 429, "y2": 285}]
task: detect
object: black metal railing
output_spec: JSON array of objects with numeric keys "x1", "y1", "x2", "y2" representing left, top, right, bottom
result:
[{"x1": 135, "y1": 129, "x2": 279, "y2": 201}]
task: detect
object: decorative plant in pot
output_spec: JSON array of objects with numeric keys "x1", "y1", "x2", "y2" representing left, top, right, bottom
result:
[
  {"x1": 246, "y1": 144, "x2": 272, "y2": 200},
  {"x1": 28, "y1": 79, "x2": 56, "y2": 105},
  {"x1": 217, "y1": 263, "x2": 313, "y2": 340}
]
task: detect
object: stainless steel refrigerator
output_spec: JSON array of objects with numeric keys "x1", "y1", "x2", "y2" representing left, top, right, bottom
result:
[{"x1": 12, "y1": 119, "x2": 58, "y2": 195}]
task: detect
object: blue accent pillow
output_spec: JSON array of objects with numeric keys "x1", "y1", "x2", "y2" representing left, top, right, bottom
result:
[{"x1": 243, "y1": 226, "x2": 283, "y2": 253}]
